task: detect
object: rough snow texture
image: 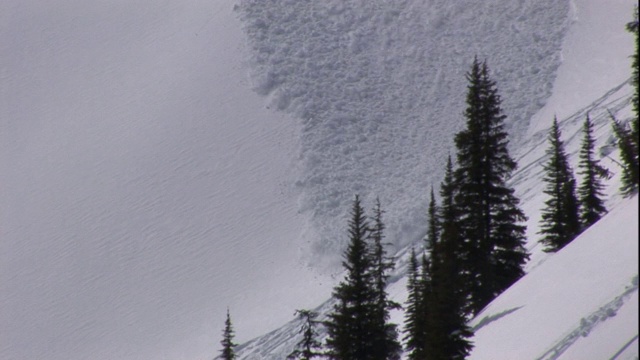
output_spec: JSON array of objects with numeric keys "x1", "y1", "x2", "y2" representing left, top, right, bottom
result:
[
  {"x1": 237, "y1": 0, "x2": 570, "y2": 266},
  {"x1": 236, "y1": 0, "x2": 638, "y2": 358}
]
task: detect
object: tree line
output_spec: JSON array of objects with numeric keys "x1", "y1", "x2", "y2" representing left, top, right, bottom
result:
[{"x1": 215, "y1": 8, "x2": 638, "y2": 359}]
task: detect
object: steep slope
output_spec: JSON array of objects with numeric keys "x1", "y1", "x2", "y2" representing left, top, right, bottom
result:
[
  {"x1": 236, "y1": 0, "x2": 638, "y2": 358},
  {"x1": 1, "y1": 2, "x2": 333, "y2": 359},
  {"x1": 237, "y1": 0, "x2": 570, "y2": 267},
  {"x1": 236, "y1": 81, "x2": 637, "y2": 360},
  {"x1": 1, "y1": 0, "x2": 635, "y2": 359}
]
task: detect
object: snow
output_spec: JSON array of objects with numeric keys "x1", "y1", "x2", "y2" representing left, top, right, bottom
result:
[
  {"x1": 469, "y1": 198, "x2": 639, "y2": 360},
  {"x1": 237, "y1": 0, "x2": 570, "y2": 268},
  {"x1": 1, "y1": 0, "x2": 637, "y2": 359},
  {"x1": 1, "y1": 1, "x2": 332, "y2": 359},
  {"x1": 235, "y1": 0, "x2": 638, "y2": 358}
]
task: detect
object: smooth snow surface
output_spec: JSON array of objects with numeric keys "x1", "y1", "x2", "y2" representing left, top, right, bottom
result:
[
  {"x1": 1, "y1": 1, "x2": 333, "y2": 359},
  {"x1": 469, "y1": 198, "x2": 639, "y2": 360}
]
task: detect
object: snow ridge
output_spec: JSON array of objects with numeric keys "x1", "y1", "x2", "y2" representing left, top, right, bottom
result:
[{"x1": 237, "y1": 0, "x2": 570, "y2": 266}]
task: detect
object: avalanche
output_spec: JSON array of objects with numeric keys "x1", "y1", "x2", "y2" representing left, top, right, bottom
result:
[{"x1": 1, "y1": 0, "x2": 637, "y2": 359}]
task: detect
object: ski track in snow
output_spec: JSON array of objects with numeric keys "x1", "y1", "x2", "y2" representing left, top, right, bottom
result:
[
  {"x1": 237, "y1": 0, "x2": 570, "y2": 268},
  {"x1": 535, "y1": 275, "x2": 638, "y2": 360},
  {"x1": 234, "y1": 76, "x2": 637, "y2": 360}
]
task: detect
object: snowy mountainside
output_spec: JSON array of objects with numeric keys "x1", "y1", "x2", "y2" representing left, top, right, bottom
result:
[
  {"x1": 237, "y1": 0, "x2": 570, "y2": 267},
  {"x1": 0, "y1": 0, "x2": 635, "y2": 359},
  {"x1": 236, "y1": 0, "x2": 638, "y2": 358},
  {"x1": 2, "y1": 2, "x2": 336, "y2": 359},
  {"x1": 235, "y1": 81, "x2": 637, "y2": 360}
]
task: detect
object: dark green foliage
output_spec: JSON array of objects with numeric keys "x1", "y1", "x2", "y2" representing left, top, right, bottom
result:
[
  {"x1": 627, "y1": 6, "x2": 639, "y2": 133},
  {"x1": 426, "y1": 187, "x2": 441, "y2": 253},
  {"x1": 403, "y1": 247, "x2": 427, "y2": 360},
  {"x1": 325, "y1": 195, "x2": 399, "y2": 360},
  {"x1": 219, "y1": 309, "x2": 237, "y2": 360},
  {"x1": 577, "y1": 115, "x2": 608, "y2": 227},
  {"x1": 287, "y1": 310, "x2": 325, "y2": 360},
  {"x1": 613, "y1": 7, "x2": 640, "y2": 197},
  {"x1": 369, "y1": 199, "x2": 402, "y2": 360},
  {"x1": 611, "y1": 113, "x2": 639, "y2": 196},
  {"x1": 539, "y1": 118, "x2": 581, "y2": 252},
  {"x1": 425, "y1": 157, "x2": 473, "y2": 359},
  {"x1": 453, "y1": 58, "x2": 529, "y2": 316}
]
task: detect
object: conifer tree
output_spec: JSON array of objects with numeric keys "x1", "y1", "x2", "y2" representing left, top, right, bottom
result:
[
  {"x1": 577, "y1": 115, "x2": 608, "y2": 227},
  {"x1": 626, "y1": 6, "x2": 639, "y2": 139},
  {"x1": 418, "y1": 252, "x2": 434, "y2": 358},
  {"x1": 219, "y1": 309, "x2": 237, "y2": 360},
  {"x1": 427, "y1": 156, "x2": 473, "y2": 359},
  {"x1": 325, "y1": 195, "x2": 378, "y2": 360},
  {"x1": 287, "y1": 310, "x2": 325, "y2": 360},
  {"x1": 611, "y1": 114, "x2": 639, "y2": 196},
  {"x1": 403, "y1": 247, "x2": 427, "y2": 360},
  {"x1": 453, "y1": 58, "x2": 528, "y2": 316},
  {"x1": 369, "y1": 199, "x2": 402, "y2": 360},
  {"x1": 611, "y1": 8, "x2": 640, "y2": 197},
  {"x1": 539, "y1": 118, "x2": 581, "y2": 252},
  {"x1": 426, "y1": 187, "x2": 441, "y2": 253}
]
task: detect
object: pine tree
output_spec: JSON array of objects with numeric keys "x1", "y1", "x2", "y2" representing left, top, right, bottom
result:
[
  {"x1": 539, "y1": 118, "x2": 581, "y2": 252},
  {"x1": 577, "y1": 115, "x2": 608, "y2": 227},
  {"x1": 626, "y1": 6, "x2": 639, "y2": 140},
  {"x1": 219, "y1": 309, "x2": 237, "y2": 360},
  {"x1": 426, "y1": 186, "x2": 441, "y2": 253},
  {"x1": 403, "y1": 247, "x2": 427, "y2": 360},
  {"x1": 453, "y1": 58, "x2": 529, "y2": 316},
  {"x1": 612, "y1": 8, "x2": 640, "y2": 197},
  {"x1": 287, "y1": 310, "x2": 325, "y2": 360},
  {"x1": 611, "y1": 113, "x2": 639, "y2": 196},
  {"x1": 426, "y1": 156, "x2": 473, "y2": 360},
  {"x1": 369, "y1": 199, "x2": 402, "y2": 360},
  {"x1": 325, "y1": 195, "x2": 378, "y2": 360}
]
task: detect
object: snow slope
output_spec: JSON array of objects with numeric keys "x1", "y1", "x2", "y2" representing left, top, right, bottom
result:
[
  {"x1": 1, "y1": 2, "x2": 333, "y2": 359},
  {"x1": 1, "y1": 0, "x2": 636, "y2": 360},
  {"x1": 237, "y1": 0, "x2": 570, "y2": 268},
  {"x1": 236, "y1": 0, "x2": 638, "y2": 358},
  {"x1": 469, "y1": 198, "x2": 638, "y2": 360}
]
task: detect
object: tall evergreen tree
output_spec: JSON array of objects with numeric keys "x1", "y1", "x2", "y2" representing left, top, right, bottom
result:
[
  {"x1": 426, "y1": 156, "x2": 473, "y2": 360},
  {"x1": 403, "y1": 247, "x2": 427, "y2": 360},
  {"x1": 626, "y1": 6, "x2": 639, "y2": 141},
  {"x1": 369, "y1": 199, "x2": 402, "y2": 360},
  {"x1": 325, "y1": 195, "x2": 377, "y2": 360},
  {"x1": 219, "y1": 309, "x2": 237, "y2": 360},
  {"x1": 612, "y1": 8, "x2": 640, "y2": 197},
  {"x1": 577, "y1": 115, "x2": 608, "y2": 227},
  {"x1": 426, "y1": 186, "x2": 441, "y2": 253},
  {"x1": 611, "y1": 114, "x2": 639, "y2": 196},
  {"x1": 539, "y1": 118, "x2": 581, "y2": 252},
  {"x1": 287, "y1": 310, "x2": 325, "y2": 360},
  {"x1": 453, "y1": 58, "x2": 529, "y2": 316}
]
